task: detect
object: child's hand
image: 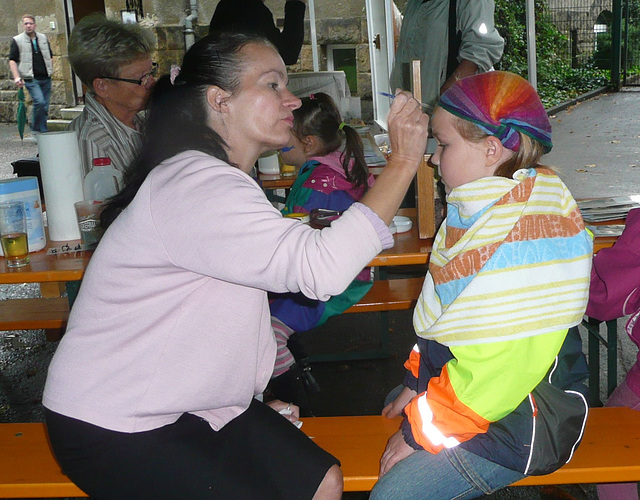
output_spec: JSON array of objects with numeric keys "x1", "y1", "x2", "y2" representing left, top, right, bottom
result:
[
  {"x1": 386, "y1": 90, "x2": 430, "y2": 173},
  {"x1": 382, "y1": 386, "x2": 417, "y2": 418},
  {"x1": 379, "y1": 430, "x2": 417, "y2": 477}
]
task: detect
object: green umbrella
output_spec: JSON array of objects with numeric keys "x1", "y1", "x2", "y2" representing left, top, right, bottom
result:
[{"x1": 16, "y1": 87, "x2": 27, "y2": 140}]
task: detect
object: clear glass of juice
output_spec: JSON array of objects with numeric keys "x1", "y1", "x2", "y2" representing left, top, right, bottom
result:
[{"x1": 0, "y1": 201, "x2": 30, "y2": 268}]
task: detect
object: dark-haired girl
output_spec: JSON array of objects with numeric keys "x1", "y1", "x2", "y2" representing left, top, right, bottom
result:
[{"x1": 269, "y1": 93, "x2": 375, "y2": 411}]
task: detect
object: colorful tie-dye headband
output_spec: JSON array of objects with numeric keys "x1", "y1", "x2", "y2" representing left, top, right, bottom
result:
[{"x1": 438, "y1": 71, "x2": 552, "y2": 153}]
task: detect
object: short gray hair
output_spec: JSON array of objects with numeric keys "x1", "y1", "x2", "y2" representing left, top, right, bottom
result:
[{"x1": 69, "y1": 14, "x2": 154, "y2": 92}]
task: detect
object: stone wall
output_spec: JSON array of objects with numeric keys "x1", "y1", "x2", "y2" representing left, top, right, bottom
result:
[
  {"x1": 0, "y1": 0, "x2": 377, "y2": 123},
  {"x1": 276, "y1": 5, "x2": 374, "y2": 120},
  {"x1": 547, "y1": 0, "x2": 613, "y2": 64}
]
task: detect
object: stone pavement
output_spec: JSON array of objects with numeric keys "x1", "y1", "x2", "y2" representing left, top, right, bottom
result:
[
  {"x1": 1, "y1": 88, "x2": 640, "y2": 499},
  {"x1": 544, "y1": 87, "x2": 640, "y2": 199},
  {"x1": 0, "y1": 123, "x2": 39, "y2": 178}
]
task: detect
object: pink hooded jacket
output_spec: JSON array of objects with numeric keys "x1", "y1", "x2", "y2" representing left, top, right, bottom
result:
[{"x1": 587, "y1": 208, "x2": 640, "y2": 397}]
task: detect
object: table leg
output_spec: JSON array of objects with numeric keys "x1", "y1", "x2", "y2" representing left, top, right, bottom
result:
[
  {"x1": 40, "y1": 282, "x2": 65, "y2": 298},
  {"x1": 606, "y1": 319, "x2": 618, "y2": 397}
]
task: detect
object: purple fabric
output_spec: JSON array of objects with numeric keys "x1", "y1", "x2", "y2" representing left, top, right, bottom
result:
[
  {"x1": 353, "y1": 202, "x2": 394, "y2": 250},
  {"x1": 587, "y1": 208, "x2": 640, "y2": 397}
]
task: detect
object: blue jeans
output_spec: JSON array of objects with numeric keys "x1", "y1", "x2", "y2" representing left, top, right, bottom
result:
[
  {"x1": 370, "y1": 445, "x2": 526, "y2": 500},
  {"x1": 24, "y1": 77, "x2": 51, "y2": 133}
]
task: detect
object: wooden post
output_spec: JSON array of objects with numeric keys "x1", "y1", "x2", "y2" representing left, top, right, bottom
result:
[
  {"x1": 410, "y1": 60, "x2": 436, "y2": 239},
  {"x1": 416, "y1": 154, "x2": 435, "y2": 238}
]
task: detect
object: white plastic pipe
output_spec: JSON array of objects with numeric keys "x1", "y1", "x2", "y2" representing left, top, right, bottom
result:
[
  {"x1": 309, "y1": 0, "x2": 319, "y2": 72},
  {"x1": 526, "y1": 0, "x2": 537, "y2": 89},
  {"x1": 184, "y1": 0, "x2": 199, "y2": 51}
]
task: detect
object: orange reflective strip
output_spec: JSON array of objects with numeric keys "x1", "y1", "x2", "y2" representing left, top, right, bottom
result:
[
  {"x1": 404, "y1": 365, "x2": 491, "y2": 453},
  {"x1": 403, "y1": 344, "x2": 420, "y2": 378}
]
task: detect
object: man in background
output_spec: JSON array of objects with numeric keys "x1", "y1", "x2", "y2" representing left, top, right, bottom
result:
[
  {"x1": 390, "y1": 0, "x2": 504, "y2": 108},
  {"x1": 209, "y1": 0, "x2": 306, "y2": 65},
  {"x1": 9, "y1": 14, "x2": 53, "y2": 137}
]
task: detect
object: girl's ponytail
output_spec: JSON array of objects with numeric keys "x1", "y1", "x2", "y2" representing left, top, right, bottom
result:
[{"x1": 340, "y1": 124, "x2": 369, "y2": 194}]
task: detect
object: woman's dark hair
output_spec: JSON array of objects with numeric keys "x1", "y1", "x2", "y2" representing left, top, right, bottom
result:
[
  {"x1": 292, "y1": 93, "x2": 370, "y2": 194},
  {"x1": 101, "y1": 32, "x2": 272, "y2": 228}
]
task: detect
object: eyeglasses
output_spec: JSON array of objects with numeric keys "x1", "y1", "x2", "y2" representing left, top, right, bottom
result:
[{"x1": 101, "y1": 63, "x2": 158, "y2": 86}]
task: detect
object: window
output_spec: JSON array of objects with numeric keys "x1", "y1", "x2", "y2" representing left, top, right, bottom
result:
[{"x1": 327, "y1": 45, "x2": 358, "y2": 95}]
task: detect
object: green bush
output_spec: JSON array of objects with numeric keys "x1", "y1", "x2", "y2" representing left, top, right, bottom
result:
[{"x1": 494, "y1": 0, "x2": 609, "y2": 108}]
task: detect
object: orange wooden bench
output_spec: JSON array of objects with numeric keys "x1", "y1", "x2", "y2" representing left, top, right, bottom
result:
[
  {"x1": 300, "y1": 407, "x2": 640, "y2": 492},
  {"x1": 1, "y1": 408, "x2": 638, "y2": 497},
  {"x1": 0, "y1": 297, "x2": 70, "y2": 342},
  {"x1": 0, "y1": 423, "x2": 88, "y2": 498},
  {"x1": 0, "y1": 297, "x2": 69, "y2": 331},
  {"x1": 0, "y1": 278, "x2": 424, "y2": 331},
  {"x1": 0, "y1": 278, "x2": 424, "y2": 345}
]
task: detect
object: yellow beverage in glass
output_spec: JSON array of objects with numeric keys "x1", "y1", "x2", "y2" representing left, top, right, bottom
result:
[
  {"x1": 1, "y1": 232, "x2": 29, "y2": 267},
  {"x1": 280, "y1": 162, "x2": 296, "y2": 177}
]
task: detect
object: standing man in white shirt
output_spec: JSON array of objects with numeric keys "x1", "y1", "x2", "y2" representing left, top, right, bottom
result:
[
  {"x1": 9, "y1": 14, "x2": 53, "y2": 135},
  {"x1": 390, "y1": 0, "x2": 504, "y2": 108}
]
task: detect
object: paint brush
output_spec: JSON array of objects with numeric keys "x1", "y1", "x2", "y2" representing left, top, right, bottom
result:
[{"x1": 378, "y1": 92, "x2": 432, "y2": 112}]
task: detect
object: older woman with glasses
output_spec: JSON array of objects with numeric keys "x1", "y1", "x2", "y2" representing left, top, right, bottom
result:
[{"x1": 68, "y1": 14, "x2": 157, "y2": 175}]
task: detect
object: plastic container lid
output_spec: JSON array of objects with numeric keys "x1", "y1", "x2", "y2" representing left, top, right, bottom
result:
[
  {"x1": 92, "y1": 157, "x2": 111, "y2": 167},
  {"x1": 392, "y1": 215, "x2": 412, "y2": 233},
  {"x1": 0, "y1": 176, "x2": 39, "y2": 195}
]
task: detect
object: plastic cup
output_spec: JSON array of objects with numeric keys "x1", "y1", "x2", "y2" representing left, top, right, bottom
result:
[
  {"x1": 258, "y1": 151, "x2": 281, "y2": 174},
  {"x1": 0, "y1": 201, "x2": 30, "y2": 267},
  {"x1": 280, "y1": 162, "x2": 296, "y2": 177},
  {"x1": 74, "y1": 200, "x2": 104, "y2": 249}
]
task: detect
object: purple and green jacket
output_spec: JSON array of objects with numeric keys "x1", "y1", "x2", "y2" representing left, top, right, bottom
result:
[{"x1": 271, "y1": 151, "x2": 376, "y2": 332}]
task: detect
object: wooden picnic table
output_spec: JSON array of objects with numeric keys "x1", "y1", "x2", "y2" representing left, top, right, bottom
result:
[
  {"x1": 0, "y1": 209, "x2": 619, "y2": 288},
  {"x1": 257, "y1": 171, "x2": 297, "y2": 190},
  {"x1": 0, "y1": 207, "x2": 621, "y2": 367}
]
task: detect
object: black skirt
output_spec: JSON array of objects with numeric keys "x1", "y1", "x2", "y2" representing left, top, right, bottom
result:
[{"x1": 45, "y1": 398, "x2": 339, "y2": 499}]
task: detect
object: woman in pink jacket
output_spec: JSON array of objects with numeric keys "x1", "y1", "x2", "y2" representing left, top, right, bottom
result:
[
  {"x1": 587, "y1": 207, "x2": 640, "y2": 500},
  {"x1": 42, "y1": 32, "x2": 429, "y2": 499}
]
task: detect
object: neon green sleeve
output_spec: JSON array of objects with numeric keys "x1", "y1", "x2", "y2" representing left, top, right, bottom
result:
[{"x1": 447, "y1": 329, "x2": 568, "y2": 422}]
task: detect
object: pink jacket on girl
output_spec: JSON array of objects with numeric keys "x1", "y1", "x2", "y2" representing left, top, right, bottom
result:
[{"x1": 587, "y1": 208, "x2": 640, "y2": 397}]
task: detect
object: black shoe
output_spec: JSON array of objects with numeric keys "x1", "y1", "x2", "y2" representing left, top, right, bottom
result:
[
  {"x1": 267, "y1": 363, "x2": 315, "y2": 417},
  {"x1": 287, "y1": 335, "x2": 320, "y2": 394},
  {"x1": 299, "y1": 360, "x2": 320, "y2": 394}
]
